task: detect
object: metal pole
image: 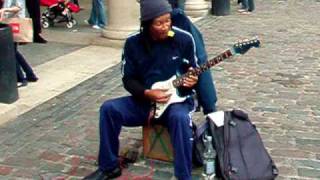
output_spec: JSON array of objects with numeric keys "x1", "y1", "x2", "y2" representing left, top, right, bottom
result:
[
  {"x1": 211, "y1": 0, "x2": 230, "y2": 16},
  {"x1": 0, "y1": 23, "x2": 19, "y2": 104}
]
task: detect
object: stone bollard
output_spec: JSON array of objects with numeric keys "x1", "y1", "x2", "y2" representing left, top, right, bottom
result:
[
  {"x1": 185, "y1": 0, "x2": 209, "y2": 18},
  {"x1": 101, "y1": 0, "x2": 139, "y2": 40},
  {"x1": 0, "y1": 23, "x2": 19, "y2": 104},
  {"x1": 211, "y1": 0, "x2": 230, "y2": 16}
]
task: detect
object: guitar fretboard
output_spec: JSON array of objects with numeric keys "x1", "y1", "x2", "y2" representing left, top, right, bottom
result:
[{"x1": 172, "y1": 49, "x2": 233, "y2": 87}]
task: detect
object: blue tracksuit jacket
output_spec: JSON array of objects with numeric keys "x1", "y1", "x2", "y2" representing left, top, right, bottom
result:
[
  {"x1": 122, "y1": 9, "x2": 217, "y2": 114},
  {"x1": 122, "y1": 26, "x2": 198, "y2": 97}
]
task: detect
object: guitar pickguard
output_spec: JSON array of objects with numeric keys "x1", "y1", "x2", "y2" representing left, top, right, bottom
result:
[{"x1": 151, "y1": 76, "x2": 187, "y2": 118}]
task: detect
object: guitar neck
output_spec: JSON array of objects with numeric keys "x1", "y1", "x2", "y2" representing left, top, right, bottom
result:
[{"x1": 172, "y1": 49, "x2": 233, "y2": 87}]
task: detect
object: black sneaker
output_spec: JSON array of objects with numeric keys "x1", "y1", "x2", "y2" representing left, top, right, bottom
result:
[
  {"x1": 34, "y1": 35, "x2": 47, "y2": 44},
  {"x1": 83, "y1": 167, "x2": 121, "y2": 180},
  {"x1": 27, "y1": 76, "x2": 39, "y2": 82}
]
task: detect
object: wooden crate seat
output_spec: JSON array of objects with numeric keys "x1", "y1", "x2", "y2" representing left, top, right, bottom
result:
[{"x1": 143, "y1": 125, "x2": 173, "y2": 162}]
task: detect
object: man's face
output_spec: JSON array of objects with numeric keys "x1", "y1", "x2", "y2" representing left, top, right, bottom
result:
[{"x1": 150, "y1": 13, "x2": 172, "y2": 41}]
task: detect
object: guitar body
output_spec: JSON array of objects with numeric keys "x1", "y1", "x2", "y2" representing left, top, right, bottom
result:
[{"x1": 151, "y1": 76, "x2": 187, "y2": 119}]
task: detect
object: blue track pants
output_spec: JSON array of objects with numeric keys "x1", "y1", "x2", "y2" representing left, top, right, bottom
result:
[{"x1": 98, "y1": 96, "x2": 194, "y2": 180}]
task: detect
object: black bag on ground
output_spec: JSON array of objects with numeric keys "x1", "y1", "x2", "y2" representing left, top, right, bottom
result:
[
  {"x1": 208, "y1": 109, "x2": 279, "y2": 180},
  {"x1": 192, "y1": 110, "x2": 279, "y2": 179}
]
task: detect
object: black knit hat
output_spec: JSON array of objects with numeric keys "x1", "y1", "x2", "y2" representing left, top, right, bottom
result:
[{"x1": 140, "y1": 0, "x2": 172, "y2": 22}]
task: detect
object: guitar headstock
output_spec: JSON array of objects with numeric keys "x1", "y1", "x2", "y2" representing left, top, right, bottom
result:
[{"x1": 232, "y1": 37, "x2": 260, "y2": 55}]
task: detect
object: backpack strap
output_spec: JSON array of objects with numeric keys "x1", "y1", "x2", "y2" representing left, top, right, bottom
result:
[{"x1": 231, "y1": 109, "x2": 249, "y2": 120}]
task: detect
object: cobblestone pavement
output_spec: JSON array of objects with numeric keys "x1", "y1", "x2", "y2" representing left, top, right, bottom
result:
[{"x1": 1, "y1": 0, "x2": 320, "y2": 179}]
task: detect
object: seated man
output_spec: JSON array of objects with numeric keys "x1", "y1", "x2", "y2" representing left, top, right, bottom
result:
[
  {"x1": 85, "y1": 0, "x2": 221, "y2": 180},
  {"x1": 83, "y1": 0, "x2": 210, "y2": 179}
]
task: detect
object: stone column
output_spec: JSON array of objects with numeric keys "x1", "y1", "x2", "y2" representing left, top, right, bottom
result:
[
  {"x1": 102, "y1": 0, "x2": 140, "y2": 40},
  {"x1": 184, "y1": 0, "x2": 209, "y2": 18}
]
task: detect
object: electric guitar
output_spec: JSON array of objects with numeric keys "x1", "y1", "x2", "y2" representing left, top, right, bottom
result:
[{"x1": 151, "y1": 37, "x2": 261, "y2": 119}]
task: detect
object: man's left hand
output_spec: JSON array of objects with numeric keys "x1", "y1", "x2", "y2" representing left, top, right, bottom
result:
[{"x1": 182, "y1": 67, "x2": 198, "y2": 88}]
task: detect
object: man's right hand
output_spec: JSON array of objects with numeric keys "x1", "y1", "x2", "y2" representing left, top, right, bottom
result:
[{"x1": 144, "y1": 89, "x2": 172, "y2": 103}]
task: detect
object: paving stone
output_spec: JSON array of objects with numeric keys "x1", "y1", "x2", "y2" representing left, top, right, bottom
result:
[
  {"x1": 264, "y1": 141, "x2": 296, "y2": 150},
  {"x1": 126, "y1": 165, "x2": 158, "y2": 178},
  {"x1": 298, "y1": 168, "x2": 320, "y2": 178},
  {"x1": 270, "y1": 149, "x2": 312, "y2": 159},
  {"x1": 153, "y1": 169, "x2": 175, "y2": 180},
  {"x1": 3, "y1": 156, "x2": 41, "y2": 168},
  {"x1": 0, "y1": 165, "x2": 13, "y2": 175},
  {"x1": 286, "y1": 131, "x2": 320, "y2": 139},
  {"x1": 39, "y1": 151, "x2": 66, "y2": 162},
  {"x1": 10, "y1": 168, "x2": 40, "y2": 179},
  {"x1": 296, "y1": 138, "x2": 320, "y2": 147},
  {"x1": 66, "y1": 143, "x2": 98, "y2": 157},
  {"x1": 128, "y1": 159, "x2": 172, "y2": 174},
  {"x1": 39, "y1": 161, "x2": 68, "y2": 174},
  {"x1": 277, "y1": 166, "x2": 298, "y2": 177},
  {"x1": 295, "y1": 160, "x2": 320, "y2": 169},
  {"x1": 67, "y1": 166, "x2": 93, "y2": 177},
  {"x1": 37, "y1": 173, "x2": 68, "y2": 180},
  {"x1": 67, "y1": 177, "x2": 82, "y2": 180},
  {"x1": 296, "y1": 145, "x2": 320, "y2": 154},
  {"x1": 274, "y1": 176, "x2": 289, "y2": 180},
  {"x1": 19, "y1": 42, "x2": 86, "y2": 67}
]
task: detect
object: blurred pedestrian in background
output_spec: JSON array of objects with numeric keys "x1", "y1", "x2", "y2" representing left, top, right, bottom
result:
[
  {"x1": 26, "y1": 0, "x2": 47, "y2": 43},
  {"x1": 0, "y1": 0, "x2": 39, "y2": 87},
  {"x1": 85, "y1": 0, "x2": 106, "y2": 29},
  {"x1": 168, "y1": 0, "x2": 185, "y2": 10},
  {"x1": 238, "y1": 0, "x2": 255, "y2": 14}
]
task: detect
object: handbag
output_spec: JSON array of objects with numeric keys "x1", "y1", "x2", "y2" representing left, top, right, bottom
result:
[{"x1": 1, "y1": 18, "x2": 33, "y2": 43}]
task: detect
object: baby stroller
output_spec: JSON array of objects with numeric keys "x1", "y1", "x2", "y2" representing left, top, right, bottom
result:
[{"x1": 40, "y1": 0, "x2": 80, "y2": 29}]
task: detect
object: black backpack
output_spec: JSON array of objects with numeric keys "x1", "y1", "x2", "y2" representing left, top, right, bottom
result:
[{"x1": 192, "y1": 110, "x2": 279, "y2": 179}]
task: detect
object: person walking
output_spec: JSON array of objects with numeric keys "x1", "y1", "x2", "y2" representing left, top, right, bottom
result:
[
  {"x1": 82, "y1": 0, "x2": 211, "y2": 179},
  {"x1": 0, "y1": 0, "x2": 38, "y2": 86},
  {"x1": 15, "y1": 46, "x2": 38, "y2": 85},
  {"x1": 85, "y1": 0, "x2": 106, "y2": 29},
  {"x1": 71, "y1": 0, "x2": 79, "y2": 6},
  {"x1": 168, "y1": 0, "x2": 185, "y2": 10},
  {"x1": 26, "y1": 0, "x2": 47, "y2": 43},
  {"x1": 238, "y1": 0, "x2": 255, "y2": 14}
]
